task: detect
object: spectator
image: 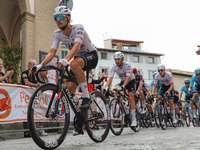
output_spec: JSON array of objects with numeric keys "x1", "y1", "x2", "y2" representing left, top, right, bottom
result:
[
  {"x1": 0, "y1": 59, "x2": 14, "y2": 83},
  {"x1": 95, "y1": 72, "x2": 105, "y2": 92},
  {"x1": 21, "y1": 59, "x2": 41, "y2": 137},
  {"x1": 0, "y1": 59, "x2": 14, "y2": 140}
]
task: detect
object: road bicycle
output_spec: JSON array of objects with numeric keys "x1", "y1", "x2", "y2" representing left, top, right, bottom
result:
[
  {"x1": 109, "y1": 89, "x2": 141, "y2": 136},
  {"x1": 157, "y1": 93, "x2": 178, "y2": 130},
  {"x1": 27, "y1": 65, "x2": 110, "y2": 149},
  {"x1": 134, "y1": 95, "x2": 151, "y2": 128},
  {"x1": 184, "y1": 98, "x2": 199, "y2": 127}
]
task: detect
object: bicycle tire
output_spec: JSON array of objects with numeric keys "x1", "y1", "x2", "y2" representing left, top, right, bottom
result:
[
  {"x1": 27, "y1": 83, "x2": 70, "y2": 150},
  {"x1": 84, "y1": 90, "x2": 110, "y2": 142},
  {"x1": 184, "y1": 107, "x2": 190, "y2": 127},
  {"x1": 109, "y1": 98, "x2": 124, "y2": 136},
  {"x1": 130, "y1": 106, "x2": 141, "y2": 132},
  {"x1": 154, "y1": 104, "x2": 160, "y2": 128},
  {"x1": 158, "y1": 105, "x2": 167, "y2": 130},
  {"x1": 142, "y1": 107, "x2": 150, "y2": 128}
]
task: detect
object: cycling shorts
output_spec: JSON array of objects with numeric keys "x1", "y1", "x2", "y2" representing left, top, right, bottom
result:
[
  {"x1": 156, "y1": 85, "x2": 174, "y2": 100},
  {"x1": 66, "y1": 50, "x2": 98, "y2": 85},
  {"x1": 193, "y1": 85, "x2": 200, "y2": 93},
  {"x1": 118, "y1": 79, "x2": 136, "y2": 93}
]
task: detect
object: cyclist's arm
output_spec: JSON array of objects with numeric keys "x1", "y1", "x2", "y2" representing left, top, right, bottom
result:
[
  {"x1": 179, "y1": 92, "x2": 183, "y2": 99},
  {"x1": 137, "y1": 81, "x2": 143, "y2": 92},
  {"x1": 63, "y1": 42, "x2": 81, "y2": 61},
  {"x1": 167, "y1": 83, "x2": 174, "y2": 93},
  {"x1": 41, "y1": 49, "x2": 57, "y2": 66}
]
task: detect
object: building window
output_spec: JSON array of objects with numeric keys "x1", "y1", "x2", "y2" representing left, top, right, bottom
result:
[
  {"x1": 61, "y1": 50, "x2": 68, "y2": 59},
  {"x1": 149, "y1": 57, "x2": 154, "y2": 63},
  {"x1": 101, "y1": 52, "x2": 107, "y2": 59},
  {"x1": 133, "y1": 56, "x2": 139, "y2": 62},
  {"x1": 149, "y1": 70, "x2": 156, "y2": 79}
]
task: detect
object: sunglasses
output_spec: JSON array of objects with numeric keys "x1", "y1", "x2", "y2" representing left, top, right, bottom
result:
[
  {"x1": 114, "y1": 59, "x2": 121, "y2": 61},
  {"x1": 185, "y1": 82, "x2": 190, "y2": 84},
  {"x1": 158, "y1": 70, "x2": 164, "y2": 72},
  {"x1": 54, "y1": 15, "x2": 66, "y2": 21}
]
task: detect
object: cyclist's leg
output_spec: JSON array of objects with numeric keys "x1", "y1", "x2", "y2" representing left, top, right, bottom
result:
[
  {"x1": 70, "y1": 51, "x2": 98, "y2": 110},
  {"x1": 125, "y1": 80, "x2": 137, "y2": 126},
  {"x1": 190, "y1": 100, "x2": 196, "y2": 118}
]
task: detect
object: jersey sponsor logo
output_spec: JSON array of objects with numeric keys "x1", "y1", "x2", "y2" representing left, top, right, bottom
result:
[
  {"x1": 65, "y1": 43, "x2": 74, "y2": 49},
  {"x1": 77, "y1": 31, "x2": 83, "y2": 35},
  {"x1": 55, "y1": 30, "x2": 61, "y2": 34},
  {"x1": 0, "y1": 89, "x2": 11, "y2": 119},
  {"x1": 63, "y1": 37, "x2": 69, "y2": 39},
  {"x1": 77, "y1": 27, "x2": 83, "y2": 31}
]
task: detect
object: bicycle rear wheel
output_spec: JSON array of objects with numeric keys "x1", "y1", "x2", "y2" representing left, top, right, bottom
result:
[
  {"x1": 109, "y1": 98, "x2": 124, "y2": 136},
  {"x1": 27, "y1": 83, "x2": 70, "y2": 150},
  {"x1": 142, "y1": 107, "x2": 150, "y2": 128},
  {"x1": 84, "y1": 90, "x2": 110, "y2": 142},
  {"x1": 158, "y1": 105, "x2": 167, "y2": 130}
]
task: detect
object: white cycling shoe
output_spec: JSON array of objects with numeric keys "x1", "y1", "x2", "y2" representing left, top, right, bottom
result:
[
  {"x1": 173, "y1": 118, "x2": 177, "y2": 124},
  {"x1": 130, "y1": 121, "x2": 137, "y2": 127}
]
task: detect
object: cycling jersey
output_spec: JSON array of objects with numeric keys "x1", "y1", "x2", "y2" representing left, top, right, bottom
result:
[
  {"x1": 154, "y1": 72, "x2": 174, "y2": 86},
  {"x1": 135, "y1": 73, "x2": 144, "y2": 88},
  {"x1": 190, "y1": 74, "x2": 200, "y2": 87},
  {"x1": 150, "y1": 80, "x2": 162, "y2": 90},
  {"x1": 109, "y1": 62, "x2": 135, "y2": 82},
  {"x1": 51, "y1": 24, "x2": 97, "y2": 56},
  {"x1": 180, "y1": 85, "x2": 194, "y2": 96}
]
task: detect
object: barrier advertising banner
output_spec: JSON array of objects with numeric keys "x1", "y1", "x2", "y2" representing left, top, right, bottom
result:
[{"x1": 0, "y1": 83, "x2": 80, "y2": 124}]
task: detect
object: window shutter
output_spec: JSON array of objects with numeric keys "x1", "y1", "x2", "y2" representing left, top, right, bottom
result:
[
  {"x1": 154, "y1": 57, "x2": 157, "y2": 64},
  {"x1": 145, "y1": 56, "x2": 149, "y2": 63},
  {"x1": 131, "y1": 55, "x2": 134, "y2": 62},
  {"x1": 124, "y1": 54, "x2": 127, "y2": 61},
  {"x1": 97, "y1": 51, "x2": 101, "y2": 59},
  {"x1": 139, "y1": 56, "x2": 143, "y2": 63},
  {"x1": 107, "y1": 52, "x2": 111, "y2": 60}
]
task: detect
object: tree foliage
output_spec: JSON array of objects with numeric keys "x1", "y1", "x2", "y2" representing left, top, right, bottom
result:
[{"x1": 0, "y1": 40, "x2": 22, "y2": 84}]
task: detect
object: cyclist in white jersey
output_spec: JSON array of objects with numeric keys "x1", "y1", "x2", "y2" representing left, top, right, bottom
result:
[
  {"x1": 152, "y1": 64, "x2": 177, "y2": 123},
  {"x1": 104, "y1": 52, "x2": 137, "y2": 126},
  {"x1": 31, "y1": 6, "x2": 98, "y2": 111}
]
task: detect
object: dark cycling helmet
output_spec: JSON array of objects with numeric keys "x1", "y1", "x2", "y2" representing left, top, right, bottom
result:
[
  {"x1": 194, "y1": 68, "x2": 200, "y2": 74},
  {"x1": 184, "y1": 78, "x2": 190, "y2": 83},
  {"x1": 132, "y1": 68, "x2": 137, "y2": 74}
]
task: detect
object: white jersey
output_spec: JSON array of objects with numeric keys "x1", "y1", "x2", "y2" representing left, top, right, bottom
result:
[
  {"x1": 144, "y1": 82, "x2": 150, "y2": 91},
  {"x1": 154, "y1": 72, "x2": 174, "y2": 86},
  {"x1": 109, "y1": 62, "x2": 135, "y2": 82},
  {"x1": 51, "y1": 24, "x2": 96, "y2": 56}
]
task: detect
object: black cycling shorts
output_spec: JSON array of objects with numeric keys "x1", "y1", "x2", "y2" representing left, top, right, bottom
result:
[
  {"x1": 66, "y1": 50, "x2": 98, "y2": 85},
  {"x1": 118, "y1": 79, "x2": 136, "y2": 93},
  {"x1": 156, "y1": 85, "x2": 174, "y2": 99}
]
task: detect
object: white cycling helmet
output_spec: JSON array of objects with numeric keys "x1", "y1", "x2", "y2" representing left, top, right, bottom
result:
[
  {"x1": 53, "y1": 6, "x2": 71, "y2": 17},
  {"x1": 113, "y1": 52, "x2": 124, "y2": 59},
  {"x1": 157, "y1": 64, "x2": 165, "y2": 70}
]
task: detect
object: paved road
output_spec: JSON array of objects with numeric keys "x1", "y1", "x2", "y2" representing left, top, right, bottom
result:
[{"x1": 0, "y1": 127, "x2": 200, "y2": 150}]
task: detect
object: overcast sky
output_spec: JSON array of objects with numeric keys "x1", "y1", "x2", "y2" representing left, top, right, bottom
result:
[{"x1": 70, "y1": 0, "x2": 200, "y2": 72}]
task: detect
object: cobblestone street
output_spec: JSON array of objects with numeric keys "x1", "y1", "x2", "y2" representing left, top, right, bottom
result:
[{"x1": 1, "y1": 126, "x2": 200, "y2": 150}]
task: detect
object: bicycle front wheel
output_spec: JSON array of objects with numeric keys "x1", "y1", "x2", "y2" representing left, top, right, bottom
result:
[
  {"x1": 158, "y1": 105, "x2": 167, "y2": 130},
  {"x1": 109, "y1": 98, "x2": 124, "y2": 136},
  {"x1": 27, "y1": 83, "x2": 70, "y2": 150},
  {"x1": 84, "y1": 90, "x2": 110, "y2": 142},
  {"x1": 184, "y1": 107, "x2": 190, "y2": 127}
]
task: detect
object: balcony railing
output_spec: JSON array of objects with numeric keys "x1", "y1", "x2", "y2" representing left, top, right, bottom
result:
[{"x1": 112, "y1": 46, "x2": 142, "y2": 52}]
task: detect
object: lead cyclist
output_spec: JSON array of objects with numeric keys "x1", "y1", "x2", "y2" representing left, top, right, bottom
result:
[{"x1": 30, "y1": 6, "x2": 98, "y2": 111}]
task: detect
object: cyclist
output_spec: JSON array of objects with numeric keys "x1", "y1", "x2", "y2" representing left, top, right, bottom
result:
[
  {"x1": 174, "y1": 90, "x2": 181, "y2": 119},
  {"x1": 104, "y1": 52, "x2": 137, "y2": 126},
  {"x1": 180, "y1": 78, "x2": 194, "y2": 124},
  {"x1": 152, "y1": 64, "x2": 177, "y2": 123},
  {"x1": 190, "y1": 68, "x2": 200, "y2": 118},
  {"x1": 31, "y1": 6, "x2": 98, "y2": 111},
  {"x1": 132, "y1": 68, "x2": 146, "y2": 113}
]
